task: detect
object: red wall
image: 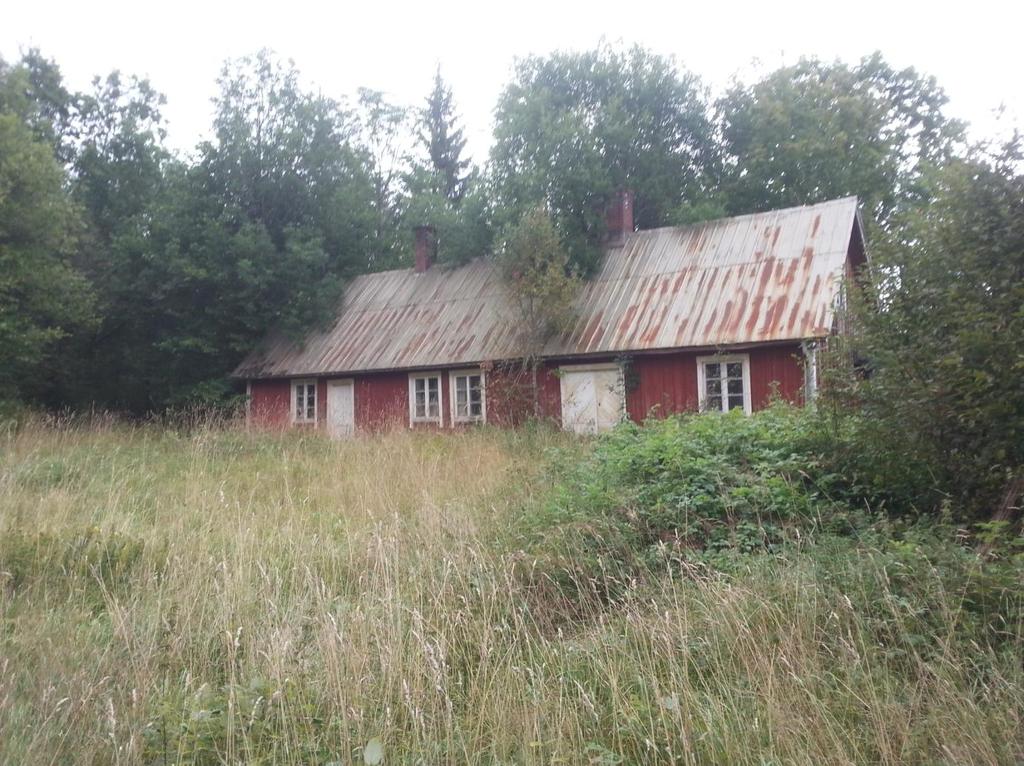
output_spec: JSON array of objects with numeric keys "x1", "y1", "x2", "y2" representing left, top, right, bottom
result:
[
  {"x1": 249, "y1": 379, "x2": 291, "y2": 428},
  {"x1": 354, "y1": 372, "x2": 407, "y2": 431},
  {"x1": 748, "y1": 345, "x2": 805, "y2": 409},
  {"x1": 626, "y1": 354, "x2": 699, "y2": 421},
  {"x1": 623, "y1": 343, "x2": 805, "y2": 421},
  {"x1": 246, "y1": 343, "x2": 808, "y2": 432}
]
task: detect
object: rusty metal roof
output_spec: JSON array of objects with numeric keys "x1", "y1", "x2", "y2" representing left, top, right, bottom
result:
[{"x1": 233, "y1": 196, "x2": 861, "y2": 379}]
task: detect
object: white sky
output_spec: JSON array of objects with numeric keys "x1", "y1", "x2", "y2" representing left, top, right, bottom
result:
[{"x1": 3, "y1": 0, "x2": 1021, "y2": 163}]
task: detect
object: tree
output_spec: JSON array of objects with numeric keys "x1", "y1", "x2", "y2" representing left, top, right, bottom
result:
[
  {"x1": 402, "y1": 178, "x2": 493, "y2": 266},
  {"x1": 497, "y1": 206, "x2": 579, "y2": 416},
  {"x1": 0, "y1": 112, "x2": 94, "y2": 403},
  {"x1": 0, "y1": 50, "x2": 77, "y2": 164},
  {"x1": 118, "y1": 50, "x2": 378, "y2": 408},
  {"x1": 51, "y1": 50, "x2": 380, "y2": 411},
  {"x1": 835, "y1": 137, "x2": 1024, "y2": 520},
  {"x1": 356, "y1": 87, "x2": 411, "y2": 269},
  {"x1": 490, "y1": 44, "x2": 716, "y2": 273},
  {"x1": 417, "y1": 67, "x2": 470, "y2": 204},
  {"x1": 44, "y1": 71, "x2": 173, "y2": 409},
  {"x1": 404, "y1": 70, "x2": 490, "y2": 265},
  {"x1": 718, "y1": 52, "x2": 964, "y2": 230}
]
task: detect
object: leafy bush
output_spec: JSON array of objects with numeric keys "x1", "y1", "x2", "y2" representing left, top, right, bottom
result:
[{"x1": 518, "y1": 405, "x2": 869, "y2": 597}]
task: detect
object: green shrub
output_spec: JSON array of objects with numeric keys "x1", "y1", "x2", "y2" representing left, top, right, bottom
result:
[{"x1": 517, "y1": 405, "x2": 871, "y2": 598}]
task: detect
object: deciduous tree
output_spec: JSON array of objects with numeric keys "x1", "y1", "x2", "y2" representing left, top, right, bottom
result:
[
  {"x1": 490, "y1": 44, "x2": 716, "y2": 273},
  {"x1": 0, "y1": 112, "x2": 94, "y2": 403},
  {"x1": 497, "y1": 206, "x2": 579, "y2": 415},
  {"x1": 718, "y1": 53, "x2": 963, "y2": 230},
  {"x1": 836, "y1": 137, "x2": 1024, "y2": 519}
]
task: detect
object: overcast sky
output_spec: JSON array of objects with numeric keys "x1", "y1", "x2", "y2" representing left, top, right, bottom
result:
[{"x1": 3, "y1": 0, "x2": 1021, "y2": 163}]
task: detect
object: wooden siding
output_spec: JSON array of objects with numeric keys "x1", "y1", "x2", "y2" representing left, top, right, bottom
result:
[
  {"x1": 249, "y1": 379, "x2": 291, "y2": 428},
  {"x1": 246, "y1": 344, "x2": 807, "y2": 432},
  {"x1": 626, "y1": 344, "x2": 805, "y2": 421},
  {"x1": 748, "y1": 345, "x2": 805, "y2": 409},
  {"x1": 354, "y1": 372, "x2": 407, "y2": 431},
  {"x1": 626, "y1": 354, "x2": 699, "y2": 421}
]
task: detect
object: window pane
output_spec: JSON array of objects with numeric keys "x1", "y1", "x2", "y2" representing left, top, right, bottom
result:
[
  {"x1": 726, "y1": 362, "x2": 743, "y2": 378},
  {"x1": 704, "y1": 363, "x2": 721, "y2": 380},
  {"x1": 706, "y1": 379, "x2": 721, "y2": 396},
  {"x1": 428, "y1": 378, "x2": 439, "y2": 417},
  {"x1": 727, "y1": 378, "x2": 744, "y2": 395},
  {"x1": 707, "y1": 395, "x2": 722, "y2": 411},
  {"x1": 469, "y1": 378, "x2": 482, "y2": 416},
  {"x1": 727, "y1": 394, "x2": 745, "y2": 411}
]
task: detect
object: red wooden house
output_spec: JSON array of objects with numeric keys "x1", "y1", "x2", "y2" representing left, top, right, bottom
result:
[{"x1": 233, "y1": 194, "x2": 866, "y2": 436}]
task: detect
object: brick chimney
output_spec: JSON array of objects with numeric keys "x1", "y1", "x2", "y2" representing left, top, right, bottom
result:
[
  {"x1": 605, "y1": 189, "x2": 635, "y2": 245},
  {"x1": 414, "y1": 225, "x2": 437, "y2": 273}
]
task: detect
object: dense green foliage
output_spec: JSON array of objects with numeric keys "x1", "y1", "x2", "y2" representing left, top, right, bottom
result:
[
  {"x1": 416, "y1": 67, "x2": 471, "y2": 204},
  {"x1": 717, "y1": 53, "x2": 964, "y2": 229},
  {"x1": 0, "y1": 101, "x2": 94, "y2": 402},
  {"x1": 404, "y1": 69, "x2": 491, "y2": 266},
  {"x1": 490, "y1": 44, "x2": 716, "y2": 272},
  {"x1": 521, "y1": 406, "x2": 1024, "y2": 647},
  {"x1": 522, "y1": 407, "x2": 844, "y2": 587},
  {"x1": 830, "y1": 141, "x2": 1024, "y2": 519}
]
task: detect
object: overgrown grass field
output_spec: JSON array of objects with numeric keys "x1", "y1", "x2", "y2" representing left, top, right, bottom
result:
[{"x1": 1, "y1": 415, "x2": 1022, "y2": 764}]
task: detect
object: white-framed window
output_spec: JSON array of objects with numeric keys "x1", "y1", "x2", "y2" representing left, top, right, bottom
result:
[
  {"x1": 291, "y1": 379, "x2": 317, "y2": 424},
  {"x1": 696, "y1": 354, "x2": 752, "y2": 414},
  {"x1": 450, "y1": 369, "x2": 486, "y2": 425},
  {"x1": 409, "y1": 372, "x2": 442, "y2": 424}
]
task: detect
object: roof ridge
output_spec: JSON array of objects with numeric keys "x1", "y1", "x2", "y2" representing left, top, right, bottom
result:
[{"x1": 630, "y1": 196, "x2": 859, "y2": 238}]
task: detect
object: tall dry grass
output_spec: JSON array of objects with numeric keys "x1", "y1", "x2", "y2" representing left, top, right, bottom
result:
[{"x1": 1, "y1": 417, "x2": 1021, "y2": 764}]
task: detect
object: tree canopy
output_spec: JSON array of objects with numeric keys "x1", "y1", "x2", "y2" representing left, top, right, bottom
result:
[
  {"x1": 0, "y1": 43, "x2": 1008, "y2": 437},
  {"x1": 490, "y1": 44, "x2": 716, "y2": 273},
  {"x1": 833, "y1": 138, "x2": 1024, "y2": 518},
  {"x1": 717, "y1": 53, "x2": 964, "y2": 231}
]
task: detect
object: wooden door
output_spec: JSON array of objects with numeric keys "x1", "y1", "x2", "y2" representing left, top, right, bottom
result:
[{"x1": 327, "y1": 380, "x2": 354, "y2": 438}]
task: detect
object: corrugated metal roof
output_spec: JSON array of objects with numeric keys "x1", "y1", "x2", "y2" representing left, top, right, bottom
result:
[{"x1": 233, "y1": 196, "x2": 860, "y2": 379}]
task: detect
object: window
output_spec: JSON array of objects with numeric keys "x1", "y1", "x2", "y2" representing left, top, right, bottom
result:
[
  {"x1": 409, "y1": 373, "x2": 442, "y2": 424},
  {"x1": 292, "y1": 379, "x2": 317, "y2": 424},
  {"x1": 450, "y1": 370, "x2": 485, "y2": 424},
  {"x1": 696, "y1": 355, "x2": 751, "y2": 414}
]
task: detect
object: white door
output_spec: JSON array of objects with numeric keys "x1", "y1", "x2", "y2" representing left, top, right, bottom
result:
[
  {"x1": 559, "y1": 366, "x2": 624, "y2": 434},
  {"x1": 593, "y1": 368, "x2": 625, "y2": 431},
  {"x1": 327, "y1": 380, "x2": 355, "y2": 438}
]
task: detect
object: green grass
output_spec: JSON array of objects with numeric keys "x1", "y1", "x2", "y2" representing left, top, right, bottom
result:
[{"x1": 1, "y1": 416, "x2": 1022, "y2": 764}]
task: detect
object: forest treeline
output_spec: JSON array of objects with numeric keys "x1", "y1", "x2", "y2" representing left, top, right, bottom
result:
[{"x1": 0, "y1": 45, "x2": 968, "y2": 410}]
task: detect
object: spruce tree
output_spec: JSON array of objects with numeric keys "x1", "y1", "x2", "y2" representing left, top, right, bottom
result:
[{"x1": 418, "y1": 66, "x2": 470, "y2": 204}]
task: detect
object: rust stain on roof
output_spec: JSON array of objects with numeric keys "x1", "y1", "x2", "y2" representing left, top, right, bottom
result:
[{"x1": 233, "y1": 197, "x2": 860, "y2": 378}]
